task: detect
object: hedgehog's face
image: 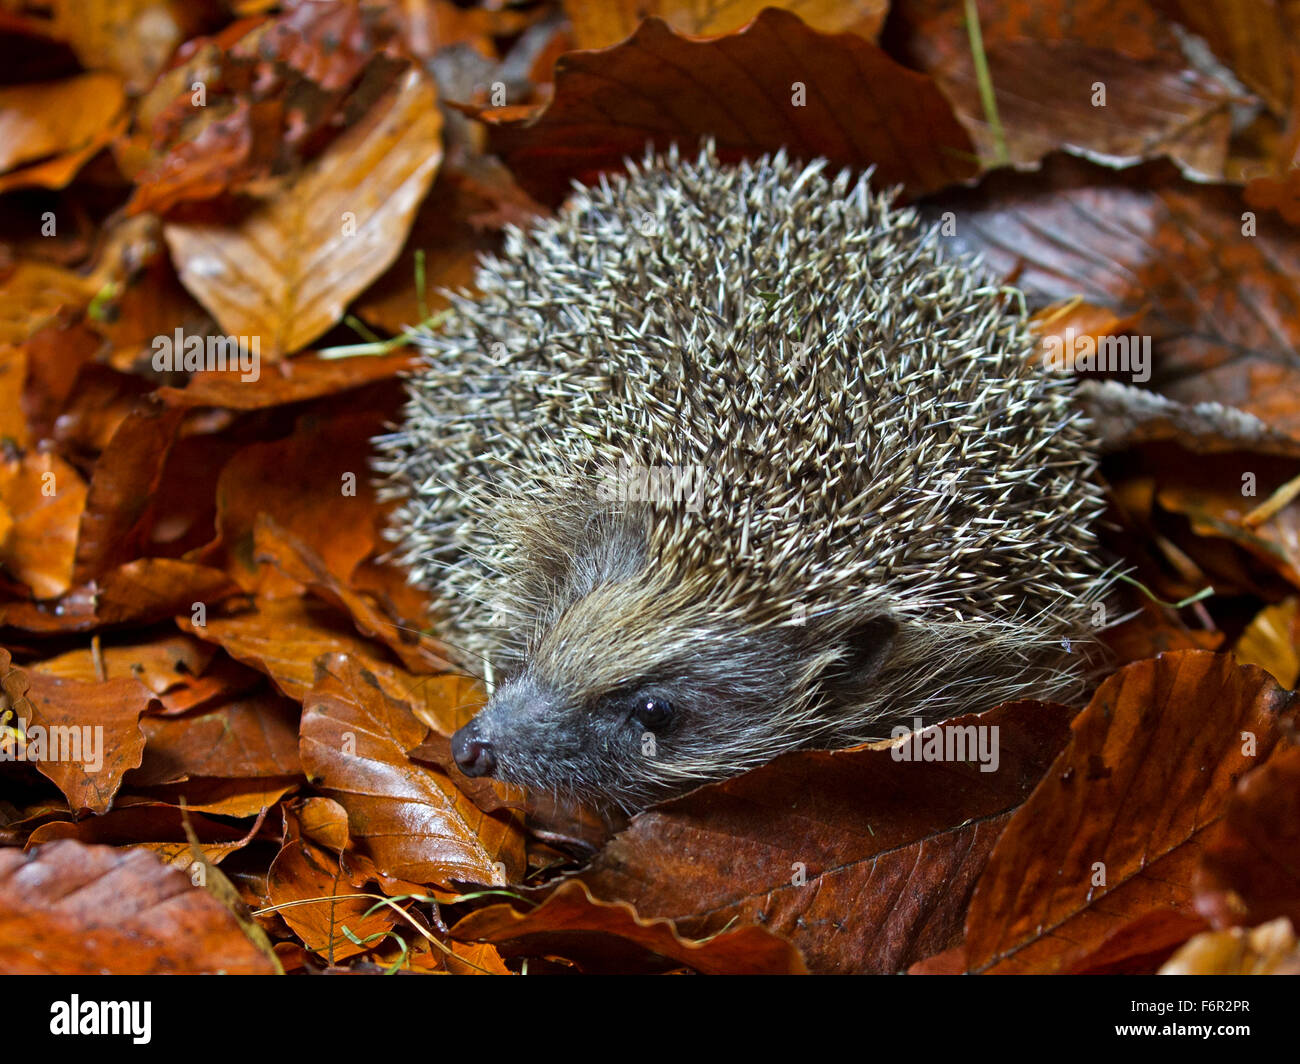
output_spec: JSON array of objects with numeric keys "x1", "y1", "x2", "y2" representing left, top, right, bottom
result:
[
  {"x1": 450, "y1": 667, "x2": 702, "y2": 810},
  {"x1": 448, "y1": 577, "x2": 806, "y2": 810}
]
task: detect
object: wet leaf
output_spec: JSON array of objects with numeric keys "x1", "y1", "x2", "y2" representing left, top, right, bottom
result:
[
  {"x1": 452, "y1": 879, "x2": 808, "y2": 974},
  {"x1": 299, "y1": 653, "x2": 523, "y2": 888}
]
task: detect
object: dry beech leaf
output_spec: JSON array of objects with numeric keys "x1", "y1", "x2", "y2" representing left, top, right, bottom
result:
[
  {"x1": 204, "y1": 409, "x2": 389, "y2": 594},
  {"x1": 1153, "y1": 465, "x2": 1300, "y2": 592},
  {"x1": 891, "y1": 0, "x2": 1233, "y2": 176},
  {"x1": 562, "y1": 0, "x2": 889, "y2": 50},
  {"x1": 1246, "y1": 167, "x2": 1300, "y2": 226},
  {"x1": 175, "y1": 595, "x2": 454, "y2": 729},
  {"x1": 126, "y1": 1, "x2": 416, "y2": 210},
  {"x1": 0, "y1": 72, "x2": 125, "y2": 176},
  {"x1": 71, "y1": 404, "x2": 187, "y2": 585},
  {"x1": 294, "y1": 795, "x2": 352, "y2": 853},
  {"x1": 453, "y1": 879, "x2": 807, "y2": 974},
  {"x1": 95, "y1": 559, "x2": 241, "y2": 628},
  {"x1": 21, "y1": 802, "x2": 250, "y2": 850},
  {"x1": 935, "y1": 155, "x2": 1300, "y2": 439},
  {"x1": 131, "y1": 777, "x2": 298, "y2": 817},
  {"x1": 1234, "y1": 598, "x2": 1300, "y2": 697},
  {"x1": 580, "y1": 701, "x2": 1074, "y2": 973},
  {"x1": 0, "y1": 113, "x2": 129, "y2": 196},
  {"x1": 949, "y1": 652, "x2": 1297, "y2": 974},
  {"x1": 22, "y1": 669, "x2": 155, "y2": 815},
  {"x1": 1060, "y1": 909, "x2": 1212, "y2": 975},
  {"x1": 254, "y1": 515, "x2": 449, "y2": 674},
  {"x1": 355, "y1": 161, "x2": 545, "y2": 336},
  {"x1": 299, "y1": 654, "x2": 524, "y2": 888},
  {"x1": 159, "y1": 350, "x2": 416, "y2": 410},
  {"x1": 0, "y1": 450, "x2": 88, "y2": 599},
  {"x1": 487, "y1": 7, "x2": 975, "y2": 205},
  {"x1": 441, "y1": 939, "x2": 511, "y2": 976},
  {"x1": 0, "y1": 260, "x2": 93, "y2": 346},
  {"x1": 1160, "y1": 917, "x2": 1300, "y2": 975},
  {"x1": 0, "y1": 343, "x2": 28, "y2": 447},
  {"x1": 163, "y1": 66, "x2": 443, "y2": 357},
  {"x1": 132, "y1": 690, "x2": 302, "y2": 786},
  {"x1": 32, "y1": 632, "x2": 216, "y2": 692},
  {"x1": 0, "y1": 840, "x2": 275, "y2": 974}
]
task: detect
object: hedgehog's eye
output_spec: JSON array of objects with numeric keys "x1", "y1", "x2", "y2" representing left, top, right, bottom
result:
[{"x1": 631, "y1": 696, "x2": 673, "y2": 730}]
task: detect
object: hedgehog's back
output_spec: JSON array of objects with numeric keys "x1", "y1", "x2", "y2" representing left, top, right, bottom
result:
[{"x1": 375, "y1": 143, "x2": 1109, "y2": 683}]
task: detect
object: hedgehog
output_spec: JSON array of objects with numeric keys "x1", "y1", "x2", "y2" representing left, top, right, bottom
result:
[{"x1": 373, "y1": 141, "x2": 1114, "y2": 812}]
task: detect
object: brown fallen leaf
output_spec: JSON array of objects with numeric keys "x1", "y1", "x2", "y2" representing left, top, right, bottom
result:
[
  {"x1": 0, "y1": 73, "x2": 125, "y2": 179},
  {"x1": 1195, "y1": 741, "x2": 1300, "y2": 930},
  {"x1": 21, "y1": 668, "x2": 155, "y2": 815},
  {"x1": 71, "y1": 403, "x2": 186, "y2": 585},
  {"x1": 254, "y1": 515, "x2": 449, "y2": 674},
  {"x1": 1234, "y1": 598, "x2": 1300, "y2": 690},
  {"x1": 299, "y1": 653, "x2": 524, "y2": 889},
  {"x1": 0, "y1": 259, "x2": 92, "y2": 346},
  {"x1": 0, "y1": 840, "x2": 276, "y2": 974},
  {"x1": 22, "y1": 802, "x2": 253, "y2": 850},
  {"x1": 201, "y1": 408, "x2": 391, "y2": 594},
  {"x1": 354, "y1": 159, "x2": 546, "y2": 336},
  {"x1": 1062, "y1": 909, "x2": 1212, "y2": 975},
  {"x1": 1162, "y1": 0, "x2": 1300, "y2": 116},
  {"x1": 486, "y1": 8, "x2": 976, "y2": 205},
  {"x1": 933, "y1": 155, "x2": 1300, "y2": 439},
  {"x1": 0, "y1": 449, "x2": 88, "y2": 599},
  {"x1": 266, "y1": 801, "x2": 399, "y2": 962},
  {"x1": 452, "y1": 879, "x2": 807, "y2": 975},
  {"x1": 31, "y1": 631, "x2": 216, "y2": 692},
  {"x1": 19, "y1": 318, "x2": 109, "y2": 445},
  {"x1": 163, "y1": 66, "x2": 443, "y2": 356},
  {"x1": 0, "y1": 561, "x2": 242, "y2": 634},
  {"x1": 579, "y1": 701, "x2": 1074, "y2": 973},
  {"x1": 159, "y1": 350, "x2": 416, "y2": 410},
  {"x1": 8, "y1": 0, "x2": 188, "y2": 93},
  {"x1": 130, "y1": 777, "x2": 298, "y2": 818},
  {"x1": 891, "y1": 0, "x2": 1234, "y2": 176},
  {"x1": 0, "y1": 343, "x2": 27, "y2": 447},
  {"x1": 175, "y1": 594, "x2": 453, "y2": 726},
  {"x1": 94, "y1": 559, "x2": 243, "y2": 627},
  {"x1": 131, "y1": 688, "x2": 301, "y2": 785},
  {"x1": 562, "y1": 0, "x2": 889, "y2": 50},
  {"x1": 950, "y1": 652, "x2": 1297, "y2": 974}
]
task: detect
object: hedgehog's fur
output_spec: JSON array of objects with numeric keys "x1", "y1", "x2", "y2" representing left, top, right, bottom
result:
[{"x1": 374, "y1": 142, "x2": 1113, "y2": 811}]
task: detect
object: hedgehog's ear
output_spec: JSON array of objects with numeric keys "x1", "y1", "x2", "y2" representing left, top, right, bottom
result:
[{"x1": 819, "y1": 615, "x2": 897, "y2": 702}]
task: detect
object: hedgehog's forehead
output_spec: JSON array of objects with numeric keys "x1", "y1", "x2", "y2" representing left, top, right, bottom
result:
[{"x1": 524, "y1": 575, "x2": 721, "y2": 699}]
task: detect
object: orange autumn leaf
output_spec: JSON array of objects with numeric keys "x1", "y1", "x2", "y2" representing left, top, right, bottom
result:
[
  {"x1": 162, "y1": 66, "x2": 443, "y2": 357},
  {"x1": 0, "y1": 450, "x2": 87, "y2": 599}
]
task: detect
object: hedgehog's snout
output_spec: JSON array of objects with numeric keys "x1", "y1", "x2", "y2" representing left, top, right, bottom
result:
[{"x1": 451, "y1": 720, "x2": 497, "y2": 778}]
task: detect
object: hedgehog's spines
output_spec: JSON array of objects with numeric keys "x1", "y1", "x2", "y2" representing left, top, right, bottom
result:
[{"x1": 374, "y1": 139, "x2": 1113, "y2": 801}]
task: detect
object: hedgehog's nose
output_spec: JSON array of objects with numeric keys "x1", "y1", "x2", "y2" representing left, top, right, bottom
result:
[{"x1": 451, "y1": 725, "x2": 497, "y2": 778}]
